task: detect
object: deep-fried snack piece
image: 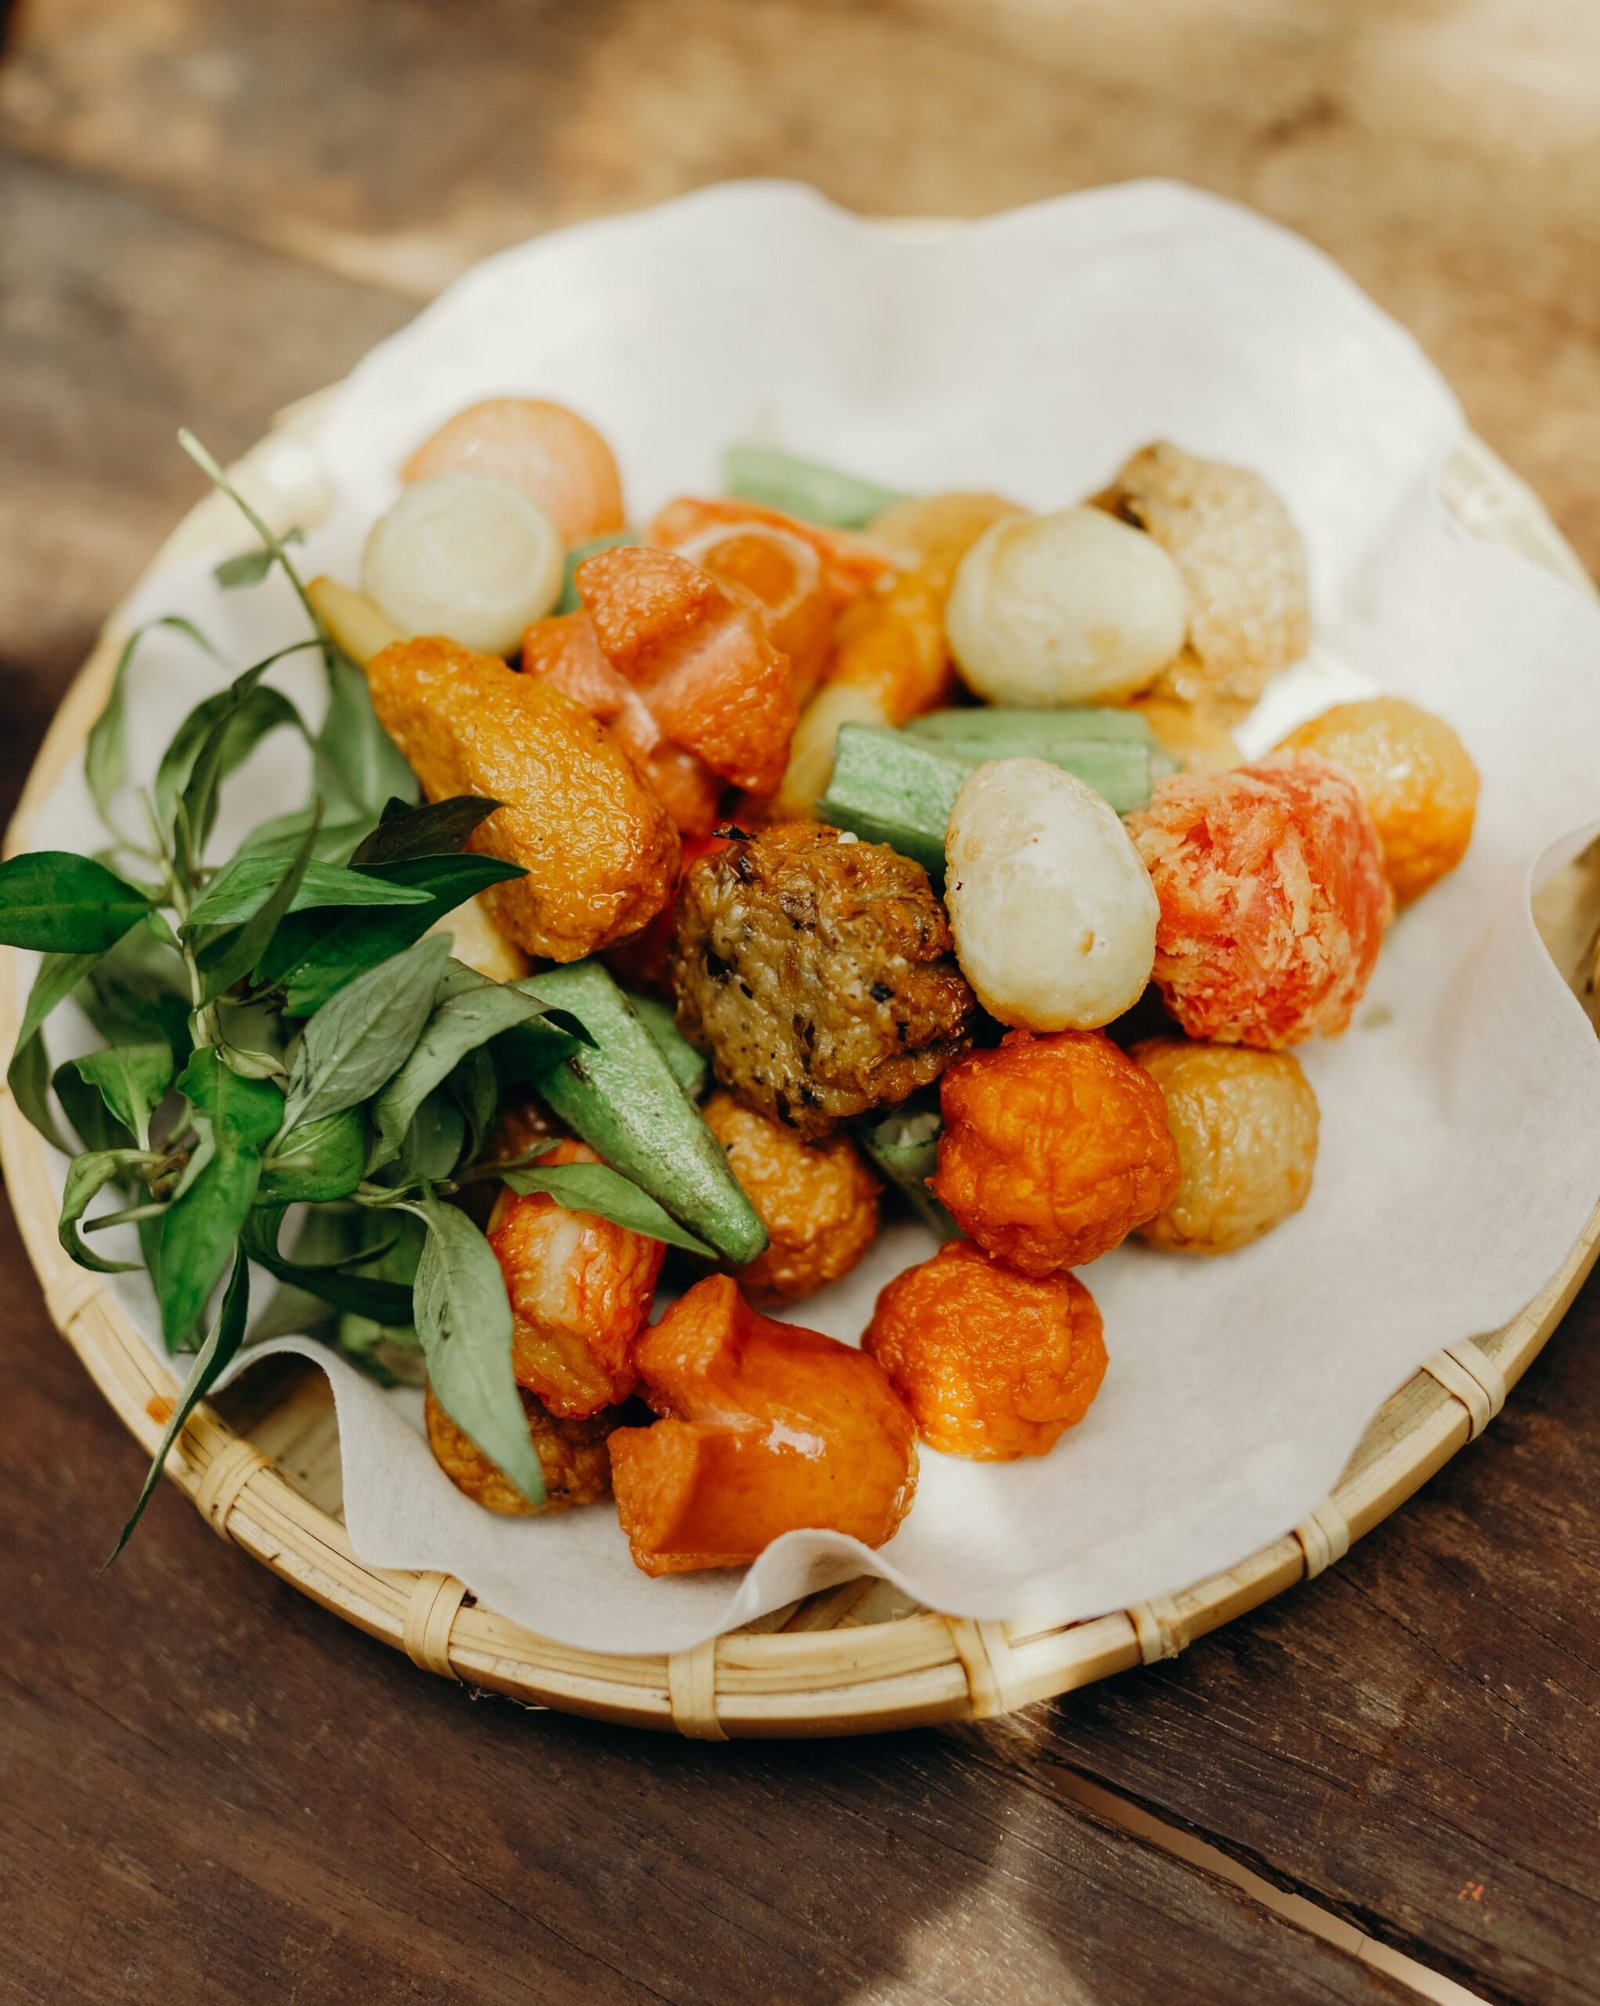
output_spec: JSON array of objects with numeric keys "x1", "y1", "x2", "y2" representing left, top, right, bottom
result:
[
  {"x1": 671, "y1": 823, "x2": 976, "y2": 1141},
  {"x1": 1125, "y1": 693, "x2": 1241, "y2": 774},
  {"x1": 575, "y1": 545, "x2": 798, "y2": 795},
  {"x1": 864, "y1": 1240, "x2": 1107, "y2": 1459},
  {"x1": 1277, "y1": 696, "x2": 1479, "y2": 906},
  {"x1": 609, "y1": 1274, "x2": 917, "y2": 1575},
  {"x1": 488, "y1": 1140, "x2": 665, "y2": 1418},
  {"x1": 650, "y1": 495, "x2": 894, "y2": 607},
  {"x1": 869, "y1": 491, "x2": 1021, "y2": 584},
  {"x1": 1131, "y1": 1038, "x2": 1320, "y2": 1254},
  {"x1": 668, "y1": 521, "x2": 834, "y2": 706},
  {"x1": 604, "y1": 831, "x2": 730, "y2": 998},
  {"x1": 367, "y1": 635, "x2": 679, "y2": 961},
  {"x1": 424, "y1": 1383, "x2": 616, "y2": 1515},
  {"x1": 401, "y1": 397, "x2": 625, "y2": 545},
  {"x1": 1102, "y1": 441, "x2": 1309, "y2": 709},
  {"x1": 521, "y1": 611, "x2": 724, "y2": 835},
  {"x1": 933, "y1": 1029, "x2": 1181, "y2": 1275},
  {"x1": 702, "y1": 1090, "x2": 881, "y2": 1305},
  {"x1": 1127, "y1": 752, "x2": 1390, "y2": 1048}
]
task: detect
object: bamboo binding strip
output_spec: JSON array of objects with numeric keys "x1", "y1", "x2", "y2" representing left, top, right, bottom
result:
[{"x1": 2, "y1": 406, "x2": 1596, "y2": 1735}]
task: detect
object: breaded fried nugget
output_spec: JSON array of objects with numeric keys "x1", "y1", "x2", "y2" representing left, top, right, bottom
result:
[{"x1": 424, "y1": 1384, "x2": 617, "y2": 1515}]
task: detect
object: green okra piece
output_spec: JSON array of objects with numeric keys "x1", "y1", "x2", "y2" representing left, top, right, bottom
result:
[
  {"x1": 857, "y1": 1095, "x2": 959, "y2": 1239},
  {"x1": 628, "y1": 991, "x2": 710, "y2": 1101},
  {"x1": 723, "y1": 444, "x2": 908, "y2": 530}
]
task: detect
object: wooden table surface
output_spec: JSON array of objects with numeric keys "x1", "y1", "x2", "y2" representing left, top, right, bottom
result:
[{"x1": 3, "y1": 5, "x2": 1598, "y2": 2001}]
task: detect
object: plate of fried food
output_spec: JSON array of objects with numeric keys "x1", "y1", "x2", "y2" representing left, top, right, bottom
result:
[{"x1": 5, "y1": 182, "x2": 1600, "y2": 1715}]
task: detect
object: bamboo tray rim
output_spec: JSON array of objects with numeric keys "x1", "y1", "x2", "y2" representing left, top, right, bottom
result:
[{"x1": 3, "y1": 411, "x2": 1596, "y2": 1737}]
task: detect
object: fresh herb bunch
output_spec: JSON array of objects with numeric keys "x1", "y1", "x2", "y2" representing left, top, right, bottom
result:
[{"x1": 0, "y1": 434, "x2": 700, "y2": 1550}]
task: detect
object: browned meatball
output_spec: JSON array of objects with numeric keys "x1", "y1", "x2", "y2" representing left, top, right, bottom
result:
[
  {"x1": 671, "y1": 823, "x2": 976, "y2": 1141},
  {"x1": 424, "y1": 1384, "x2": 616, "y2": 1515}
]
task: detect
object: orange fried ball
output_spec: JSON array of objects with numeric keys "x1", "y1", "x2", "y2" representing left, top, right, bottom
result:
[
  {"x1": 702, "y1": 1091, "x2": 881, "y2": 1305},
  {"x1": 401, "y1": 397, "x2": 625, "y2": 546},
  {"x1": 609, "y1": 1274, "x2": 917, "y2": 1576},
  {"x1": 864, "y1": 1241, "x2": 1107, "y2": 1459},
  {"x1": 1131, "y1": 1039, "x2": 1320, "y2": 1254},
  {"x1": 1277, "y1": 697, "x2": 1479, "y2": 906},
  {"x1": 488, "y1": 1141, "x2": 665, "y2": 1419},
  {"x1": 1127, "y1": 753, "x2": 1390, "y2": 1048},
  {"x1": 424, "y1": 1384, "x2": 617, "y2": 1516},
  {"x1": 932, "y1": 1030, "x2": 1181, "y2": 1276},
  {"x1": 366, "y1": 635, "x2": 679, "y2": 961}
]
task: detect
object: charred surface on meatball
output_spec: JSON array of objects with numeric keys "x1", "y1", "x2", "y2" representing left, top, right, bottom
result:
[{"x1": 671, "y1": 823, "x2": 976, "y2": 1141}]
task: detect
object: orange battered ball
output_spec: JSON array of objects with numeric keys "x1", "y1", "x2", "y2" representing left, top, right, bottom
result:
[
  {"x1": 1277, "y1": 697, "x2": 1478, "y2": 906},
  {"x1": 1127, "y1": 753, "x2": 1390, "y2": 1049},
  {"x1": 702, "y1": 1092, "x2": 880, "y2": 1305},
  {"x1": 932, "y1": 1030, "x2": 1181, "y2": 1275},
  {"x1": 401, "y1": 397, "x2": 625, "y2": 546},
  {"x1": 863, "y1": 1240, "x2": 1107, "y2": 1460}
]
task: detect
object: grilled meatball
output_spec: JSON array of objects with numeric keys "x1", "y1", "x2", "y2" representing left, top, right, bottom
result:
[{"x1": 671, "y1": 823, "x2": 976, "y2": 1141}]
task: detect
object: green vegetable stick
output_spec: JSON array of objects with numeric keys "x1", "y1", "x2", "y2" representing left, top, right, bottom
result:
[
  {"x1": 903, "y1": 706, "x2": 1156, "y2": 752},
  {"x1": 525, "y1": 961, "x2": 766, "y2": 1264},
  {"x1": 857, "y1": 1098, "x2": 959, "y2": 1239},
  {"x1": 723, "y1": 445, "x2": 908, "y2": 530},
  {"x1": 628, "y1": 991, "x2": 710, "y2": 1101}
]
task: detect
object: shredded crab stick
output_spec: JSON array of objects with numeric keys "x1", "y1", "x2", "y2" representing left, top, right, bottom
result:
[
  {"x1": 488, "y1": 1140, "x2": 665, "y2": 1419},
  {"x1": 609, "y1": 1275, "x2": 918, "y2": 1576},
  {"x1": 401, "y1": 397, "x2": 626, "y2": 547},
  {"x1": 574, "y1": 544, "x2": 799, "y2": 797}
]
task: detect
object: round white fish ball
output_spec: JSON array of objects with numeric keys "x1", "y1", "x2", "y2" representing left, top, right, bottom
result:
[
  {"x1": 362, "y1": 472, "x2": 563, "y2": 656},
  {"x1": 945, "y1": 757, "x2": 1158, "y2": 1030},
  {"x1": 945, "y1": 507, "x2": 1188, "y2": 706}
]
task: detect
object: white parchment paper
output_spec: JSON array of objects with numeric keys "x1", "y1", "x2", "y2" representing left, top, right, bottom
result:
[{"x1": 26, "y1": 182, "x2": 1600, "y2": 1654}]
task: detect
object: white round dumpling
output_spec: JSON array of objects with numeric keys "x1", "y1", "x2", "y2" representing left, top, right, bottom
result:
[
  {"x1": 945, "y1": 507, "x2": 1188, "y2": 706},
  {"x1": 361, "y1": 472, "x2": 563, "y2": 656},
  {"x1": 944, "y1": 757, "x2": 1158, "y2": 1030}
]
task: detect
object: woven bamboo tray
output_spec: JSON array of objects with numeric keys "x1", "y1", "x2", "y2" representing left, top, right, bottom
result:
[{"x1": 3, "y1": 417, "x2": 1597, "y2": 1738}]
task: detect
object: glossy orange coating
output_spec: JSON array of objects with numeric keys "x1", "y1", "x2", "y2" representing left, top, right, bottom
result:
[
  {"x1": 424, "y1": 1384, "x2": 617, "y2": 1515},
  {"x1": 863, "y1": 1240, "x2": 1107, "y2": 1459},
  {"x1": 869, "y1": 491, "x2": 1020, "y2": 581},
  {"x1": 488, "y1": 1140, "x2": 665, "y2": 1419},
  {"x1": 827, "y1": 565, "x2": 954, "y2": 722},
  {"x1": 604, "y1": 830, "x2": 730, "y2": 997},
  {"x1": 608, "y1": 1274, "x2": 918, "y2": 1576},
  {"x1": 575, "y1": 545, "x2": 798, "y2": 796},
  {"x1": 400, "y1": 397, "x2": 625, "y2": 546},
  {"x1": 702, "y1": 1091, "x2": 881, "y2": 1305},
  {"x1": 1277, "y1": 697, "x2": 1479, "y2": 906},
  {"x1": 1130, "y1": 1037, "x2": 1320, "y2": 1254},
  {"x1": 933, "y1": 1030, "x2": 1181, "y2": 1275},
  {"x1": 521, "y1": 611, "x2": 724, "y2": 835},
  {"x1": 367, "y1": 635, "x2": 680, "y2": 961},
  {"x1": 649, "y1": 495, "x2": 894, "y2": 608},
  {"x1": 668, "y1": 521, "x2": 834, "y2": 706},
  {"x1": 1127, "y1": 752, "x2": 1391, "y2": 1048}
]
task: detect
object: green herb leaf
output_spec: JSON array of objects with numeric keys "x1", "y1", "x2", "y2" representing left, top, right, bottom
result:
[
  {"x1": 8, "y1": 950, "x2": 107, "y2": 1148},
  {"x1": 157, "y1": 1048, "x2": 283, "y2": 1348},
  {"x1": 368, "y1": 969, "x2": 557, "y2": 1171},
  {"x1": 256, "y1": 1106, "x2": 367, "y2": 1205},
  {"x1": 60, "y1": 1042, "x2": 173, "y2": 1151},
  {"x1": 213, "y1": 528, "x2": 303, "y2": 591},
  {"x1": 108, "y1": 1250, "x2": 251, "y2": 1564},
  {"x1": 448, "y1": 1043, "x2": 499, "y2": 1164},
  {"x1": 394, "y1": 1089, "x2": 468, "y2": 1187},
  {"x1": 196, "y1": 802, "x2": 325, "y2": 1004},
  {"x1": 348, "y1": 794, "x2": 502, "y2": 867},
  {"x1": 232, "y1": 804, "x2": 375, "y2": 867},
  {"x1": 500, "y1": 1159, "x2": 716, "y2": 1259},
  {"x1": 410, "y1": 1192, "x2": 544, "y2": 1507},
  {"x1": 314, "y1": 650, "x2": 417, "y2": 818},
  {"x1": 59, "y1": 1147, "x2": 155, "y2": 1272},
  {"x1": 242, "y1": 1209, "x2": 417, "y2": 1324},
  {"x1": 186, "y1": 854, "x2": 434, "y2": 931},
  {"x1": 85, "y1": 615, "x2": 220, "y2": 824},
  {"x1": 0, "y1": 852, "x2": 152, "y2": 954},
  {"x1": 80, "y1": 919, "x2": 192, "y2": 1059},
  {"x1": 280, "y1": 932, "x2": 450, "y2": 1132},
  {"x1": 54, "y1": 1061, "x2": 136, "y2": 1155}
]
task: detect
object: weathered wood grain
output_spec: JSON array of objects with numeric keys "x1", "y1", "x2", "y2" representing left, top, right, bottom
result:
[
  {"x1": 4, "y1": 0, "x2": 1599, "y2": 574},
  {"x1": 0, "y1": 1193, "x2": 1417, "y2": 2005},
  {"x1": 1011, "y1": 1280, "x2": 1600, "y2": 2006}
]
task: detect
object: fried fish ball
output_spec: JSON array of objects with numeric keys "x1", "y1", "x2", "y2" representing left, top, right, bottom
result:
[
  {"x1": 1277, "y1": 696, "x2": 1479, "y2": 905},
  {"x1": 1126, "y1": 693, "x2": 1241, "y2": 774},
  {"x1": 609, "y1": 1274, "x2": 917, "y2": 1575},
  {"x1": 401, "y1": 397, "x2": 625, "y2": 546},
  {"x1": 488, "y1": 1141, "x2": 665, "y2": 1418},
  {"x1": 1102, "y1": 441, "x2": 1310, "y2": 709},
  {"x1": 1131, "y1": 1039, "x2": 1320, "y2": 1253},
  {"x1": 864, "y1": 1240, "x2": 1107, "y2": 1459},
  {"x1": 366, "y1": 635, "x2": 680, "y2": 961},
  {"x1": 1127, "y1": 753, "x2": 1390, "y2": 1048},
  {"x1": 702, "y1": 1091, "x2": 881, "y2": 1305},
  {"x1": 932, "y1": 1029, "x2": 1181, "y2": 1274},
  {"x1": 671, "y1": 823, "x2": 976, "y2": 1141},
  {"x1": 424, "y1": 1384, "x2": 616, "y2": 1515}
]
